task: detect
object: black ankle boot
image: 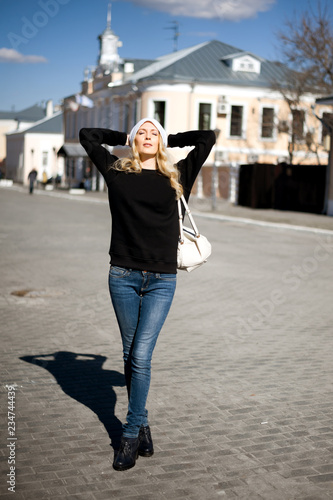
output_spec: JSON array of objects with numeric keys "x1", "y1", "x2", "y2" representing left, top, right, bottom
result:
[
  {"x1": 113, "y1": 436, "x2": 139, "y2": 471},
  {"x1": 138, "y1": 425, "x2": 154, "y2": 457}
]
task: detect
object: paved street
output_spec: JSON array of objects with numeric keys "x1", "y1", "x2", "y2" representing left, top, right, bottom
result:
[{"x1": 1, "y1": 185, "x2": 333, "y2": 499}]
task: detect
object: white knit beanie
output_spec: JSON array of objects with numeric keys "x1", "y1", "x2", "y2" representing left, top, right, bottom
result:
[{"x1": 129, "y1": 118, "x2": 167, "y2": 147}]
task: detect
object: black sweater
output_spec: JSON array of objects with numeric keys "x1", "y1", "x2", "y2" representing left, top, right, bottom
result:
[{"x1": 79, "y1": 128, "x2": 215, "y2": 273}]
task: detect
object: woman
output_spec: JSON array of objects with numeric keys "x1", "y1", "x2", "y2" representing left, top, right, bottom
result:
[{"x1": 79, "y1": 119, "x2": 215, "y2": 471}]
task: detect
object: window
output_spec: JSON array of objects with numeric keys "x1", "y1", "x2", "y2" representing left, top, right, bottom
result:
[
  {"x1": 123, "y1": 104, "x2": 130, "y2": 133},
  {"x1": 70, "y1": 111, "x2": 77, "y2": 139},
  {"x1": 133, "y1": 100, "x2": 138, "y2": 126},
  {"x1": 65, "y1": 112, "x2": 71, "y2": 141},
  {"x1": 66, "y1": 158, "x2": 75, "y2": 181},
  {"x1": 240, "y1": 62, "x2": 254, "y2": 71},
  {"x1": 154, "y1": 101, "x2": 165, "y2": 127},
  {"x1": 230, "y1": 105, "x2": 243, "y2": 137},
  {"x1": 198, "y1": 103, "x2": 211, "y2": 130},
  {"x1": 232, "y1": 56, "x2": 261, "y2": 74},
  {"x1": 322, "y1": 112, "x2": 333, "y2": 143},
  {"x1": 42, "y1": 151, "x2": 48, "y2": 167},
  {"x1": 261, "y1": 107, "x2": 274, "y2": 138},
  {"x1": 292, "y1": 109, "x2": 305, "y2": 141},
  {"x1": 111, "y1": 101, "x2": 120, "y2": 130}
]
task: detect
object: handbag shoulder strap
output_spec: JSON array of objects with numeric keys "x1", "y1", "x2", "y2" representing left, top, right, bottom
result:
[
  {"x1": 178, "y1": 195, "x2": 200, "y2": 242},
  {"x1": 177, "y1": 199, "x2": 184, "y2": 243}
]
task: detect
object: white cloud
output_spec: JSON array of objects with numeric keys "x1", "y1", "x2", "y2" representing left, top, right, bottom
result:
[
  {"x1": 0, "y1": 48, "x2": 47, "y2": 64},
  {"x1": 130, "y1": 0, "x2": 276, "y2": 21}
]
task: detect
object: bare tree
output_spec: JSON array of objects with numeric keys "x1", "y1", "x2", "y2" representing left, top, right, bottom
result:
[
  {"x1": 272, "y1": 1, "x2": 333, "y2": 163},
  {"x1": 277, "y1": 1, "x2": 333, "y2": 92}
]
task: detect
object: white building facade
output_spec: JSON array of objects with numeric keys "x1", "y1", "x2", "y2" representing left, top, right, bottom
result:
[{"x1": 6, "y1": 112, "x2": 64, "y2": 186}]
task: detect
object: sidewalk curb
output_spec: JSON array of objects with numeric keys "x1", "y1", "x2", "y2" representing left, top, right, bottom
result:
[
  {"x1": 2, "y1": 184, "x2": 333, "y2": 235},
  {"x1": 193, "y1": 211, "x2": 333, "y2": 235}
]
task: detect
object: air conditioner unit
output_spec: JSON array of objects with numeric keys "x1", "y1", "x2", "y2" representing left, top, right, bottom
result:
[
  {"x1": 215, "y1": 150, "x2": 229, "y2": 162},
  {"x1": 247, "y1": 154, "x2": 259, "y2": 163},
  {"x1": 277, "y1": 156, "x2": 288, "y2": 164},
  {"x1": 217, "y1": 95, "x2": 229, "y2": 115},
  {"x1": 217, "y1": 103, "x2": 230, "y2": 115}
]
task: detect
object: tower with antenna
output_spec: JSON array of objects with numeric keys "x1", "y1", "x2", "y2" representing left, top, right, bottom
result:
[{"x1": 165, "y1": 21, "x2": 180, "y2": 52}]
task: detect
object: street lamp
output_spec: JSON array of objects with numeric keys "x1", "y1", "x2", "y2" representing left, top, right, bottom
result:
[{"x1": 212, "y1": 128, "x2": 221, "y2": 211}]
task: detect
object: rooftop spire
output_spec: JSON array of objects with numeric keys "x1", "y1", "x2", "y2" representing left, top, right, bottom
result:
[
  {"x1": 97, "y1": 2, "x2": 122, "y2": 73},
  {"x1": 107, "y1": 3, "x2": 111, "y2": 30}
]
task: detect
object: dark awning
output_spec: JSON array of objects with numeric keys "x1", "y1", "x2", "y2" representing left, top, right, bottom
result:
[{"x1": 57, "y1": 143, "x2": 87, "y2": 157}]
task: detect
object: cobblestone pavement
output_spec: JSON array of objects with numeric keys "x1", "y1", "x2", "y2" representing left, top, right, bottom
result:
[{"x1": 1, "y1": 185, "x2": 333, "y2": 499}]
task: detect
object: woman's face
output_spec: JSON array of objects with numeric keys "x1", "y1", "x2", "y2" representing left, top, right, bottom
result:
[{"x1": 134, "y1": 122, "x2": 160, "y2": 157}]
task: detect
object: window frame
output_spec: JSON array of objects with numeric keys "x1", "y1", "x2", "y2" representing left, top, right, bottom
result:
[
  {"x1": 194, "y1": 99, "x2": 216, "y2": 131},
  {"x1": 260, "y1": 105, "x2": 277, "y2": 141},
  {"x1": 198, "y1": 102, "x2": 212, "y2": 130},
  {"x1": 148, "y1": 99, "x2": 168, "y2": 129},
  {"x1": 42, "y1": 151, "x2": 48, "y2": 168},
  {"x1": 291, "y1": 108, "x2": 305, "y2": 143},
  {"x1": 229, "y1": 104, "x2": 245, "y2": 139},
  {"x1": 153, "y1": 100, "x2": 166, "y2": 128}
]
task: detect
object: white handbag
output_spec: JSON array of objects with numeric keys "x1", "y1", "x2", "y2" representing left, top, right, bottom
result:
[{"x1": 177, "y1": 195, "x2": 212, "y2": 272}]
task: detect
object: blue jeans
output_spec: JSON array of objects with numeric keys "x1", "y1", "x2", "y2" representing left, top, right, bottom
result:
[{"x1": 108, "y1": 266, "x2": 177, "y2": 438}]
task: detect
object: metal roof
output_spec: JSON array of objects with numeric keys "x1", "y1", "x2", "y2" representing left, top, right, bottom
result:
[
  {"x1": 123, "y1": 58, "x2": 154, "y2": 73},
  {"x1": 130, "y1": 40, "x2": 290, "y2": 88},
  {"x1": 0, "y1": 104, "x2": 45, "y2": 122},
  {"x1": 130, "y1": 42, "x2": 208, "y2": 82},
  {"x1": 221, "y1": 51, "x2": 265, "y2": 62},
  {"x1": 7, "y1": 112, "x2": 63, "y2": 135}
]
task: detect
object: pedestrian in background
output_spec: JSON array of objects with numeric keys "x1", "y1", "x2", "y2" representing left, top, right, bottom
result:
[
  {"x1": 27, "y1": 168, "x2": 37, "y2": 194},
  {"x1": 42, "y1": 170, "x2": 47, "y2": 188},
  {"x1": 79, "y1": 119, "x2": 215, "y2": 471}
]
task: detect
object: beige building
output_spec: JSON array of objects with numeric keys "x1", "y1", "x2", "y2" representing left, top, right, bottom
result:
[{"x1": 61, "y1": 9, "x2": 330, "y2": 198}]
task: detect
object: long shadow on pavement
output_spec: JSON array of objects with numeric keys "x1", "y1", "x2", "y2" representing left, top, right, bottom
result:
[{"x1": 20, "y1": 351, "x2": 125, "y2": 451}]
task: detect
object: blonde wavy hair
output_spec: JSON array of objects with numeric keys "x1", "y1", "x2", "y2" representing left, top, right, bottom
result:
[{"x1": 112, "y1": 135, "x2": 183, "y2": 199}]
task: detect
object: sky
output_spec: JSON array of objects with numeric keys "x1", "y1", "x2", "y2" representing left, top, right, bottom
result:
[{"x1": 0, "y1": 0, "x2": 332, "y2": 112}]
